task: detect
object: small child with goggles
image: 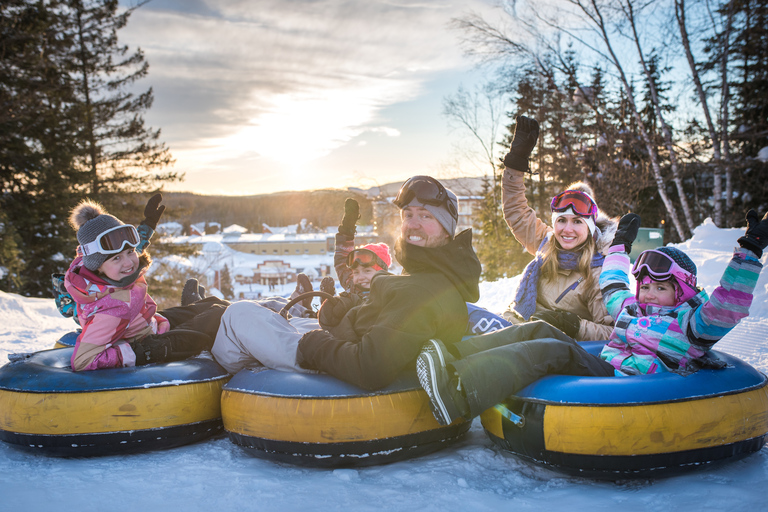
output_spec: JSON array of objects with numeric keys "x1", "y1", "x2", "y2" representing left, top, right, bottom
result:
[
  {"x1": 63, "y1": 195, "x2": 229, "y2": 371},
  {"x1": 599, "y1": 210, "x2": 767, "y2": 375}
]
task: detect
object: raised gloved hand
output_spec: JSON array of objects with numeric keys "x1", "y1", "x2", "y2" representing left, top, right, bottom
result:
[
  {"x1": 338, "y1": 198, "x2": 360, "y2": 237},
  {"x1": 141, "y1": 193, "x2": 166, "y2": 230},
  {"x1": 503, "y1": 115, "x2": 540, "y2": 173},
  {"x1": 532, "y1": 309, "x2": 581, "y2": 339},
  {"x1": 737, "y1": 209, "x2": 768, "y2": 258},
  {"x1": 611, "y1": 213, "x2": 641, "y2": 254},
  {"x1": 318, "y1": 292, "x2": 359, "y2": 328}
]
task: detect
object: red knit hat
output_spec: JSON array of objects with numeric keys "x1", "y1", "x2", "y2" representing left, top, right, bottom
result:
[{"x1": 348, "y1": 243, "x2": 392, "y2": 271}]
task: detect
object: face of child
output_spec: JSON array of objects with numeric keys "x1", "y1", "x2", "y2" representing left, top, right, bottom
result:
[
  {"x1": 553, "y1": 214, "x2": 590, "y2": 251},
  {"x1": 98, "y1": 247, "x2": 139, "y2": 282},
  {"x1": 637, "y1": 279, "x2": 678, "y2": 307},
  {"x1": 352, "y1": 265, "x2": 379, "y2": 290}
]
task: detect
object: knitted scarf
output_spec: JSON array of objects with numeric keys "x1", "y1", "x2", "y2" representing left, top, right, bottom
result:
[{"x1": 512, "y1": 234, "x2": 605, "y2": 320}]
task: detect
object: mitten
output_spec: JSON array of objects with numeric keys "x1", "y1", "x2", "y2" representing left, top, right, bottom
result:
[
  {"x1": 318, "y1": 292, "x2": 358, "y2": 328},
  {"x1": 610, "y1": 213, "x2": 641, "y2": 253},
  {"x1": 141, "y1": 193, "x2": 165, "y2": 230},
  {"x1": 338, "y1": 198, "x2": 360, "y2": 237},
  {"x1": 296, "y1": 329, "x2": 337, "y2": 369},
  {"x1": 503, "y1": 115, "x2": 540, "y2": 173},
  {"x1": 737, "y1": 209, "x2": 768, "y2": 258},
  {"x1": 532, "y1": 309, "x2": 581, "y2": 339}
]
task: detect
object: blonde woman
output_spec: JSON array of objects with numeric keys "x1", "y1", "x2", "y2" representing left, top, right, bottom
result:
[{"x1": 500, "y1": 116, "x2": 617, "y2": 341}]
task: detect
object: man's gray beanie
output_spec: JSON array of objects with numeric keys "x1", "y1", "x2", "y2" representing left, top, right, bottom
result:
[
  {"x1": 407, "y1": 188, "x2": 459, "y2": 237},
  {"x1": 70, "y1": 200, "x2": 124, "y2": 271}
]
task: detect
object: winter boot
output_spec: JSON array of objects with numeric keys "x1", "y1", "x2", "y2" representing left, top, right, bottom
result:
[
  {"x1": 181, "y1": 278, "x2": 202, "y2": 306},
  {"x1": 291, "y1": 273, "x2": 313, "y2": 309}
]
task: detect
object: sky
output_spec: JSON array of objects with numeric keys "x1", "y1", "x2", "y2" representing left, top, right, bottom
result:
[
  {"x1": 118, "y1": 0, "x2": 505, "y2": 196},
  {"x1": 1, "y1": 221, "x2": 767, "y2": 510}
]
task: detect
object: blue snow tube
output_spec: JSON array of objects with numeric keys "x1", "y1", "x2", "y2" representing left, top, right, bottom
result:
[
  {"x1": 0, "y1": 344, "x2": 230, "y2": 456},
  {"x1": 481, "y1": 341, "x2": 768, "y2": 479}
]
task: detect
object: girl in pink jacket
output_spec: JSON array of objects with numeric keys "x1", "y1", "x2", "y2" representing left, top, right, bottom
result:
[{"x1": 65, "y1": 196, "x2": 227, "y2": 371}]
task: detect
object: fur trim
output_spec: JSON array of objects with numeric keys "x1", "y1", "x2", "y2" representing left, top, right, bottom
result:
[
  {"x1": 69, "y1": 200, "x2": 108, "y2": 231},
  {"x1": 564, "y1": 181, "x2": 618, "y2": 255}
]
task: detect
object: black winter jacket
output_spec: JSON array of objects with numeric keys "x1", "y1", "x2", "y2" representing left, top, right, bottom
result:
[{"x1": 297, "y1": 229, "x2": 481, "y2": 390}]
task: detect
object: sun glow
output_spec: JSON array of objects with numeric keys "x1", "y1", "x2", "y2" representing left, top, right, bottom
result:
[{"x1": 214, "y1": 84, "x2": 405, "y2": 166}]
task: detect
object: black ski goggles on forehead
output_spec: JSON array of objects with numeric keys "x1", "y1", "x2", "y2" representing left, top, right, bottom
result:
[
  {"x1": 81, "y1": 225, "x2": 140, "y2": 256},
  {"x1": 392, "y1": 175, "x2": 458, "y2": 220}
]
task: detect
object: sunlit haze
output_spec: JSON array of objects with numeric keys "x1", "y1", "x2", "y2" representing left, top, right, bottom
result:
[{"x1": 120, "y1": 0, "x2": 501, "y2": 195}]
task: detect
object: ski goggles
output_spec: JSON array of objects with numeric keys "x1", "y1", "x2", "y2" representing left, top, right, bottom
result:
[
  {"x1": 348, "y1": 249, "x2": 389, "y2": 271},
  {"x1": 81, "y1": 224, "x2": 140, "y2": 256},
  {"x1": 631, "y1": 249, "x2": 691, "y2": 285},
  {"x1": 392, "y1": 175, "x2": 458, "y2": 220},
  {"x1": 550, "y1": 190, "x2": 598, "y2": 218}
]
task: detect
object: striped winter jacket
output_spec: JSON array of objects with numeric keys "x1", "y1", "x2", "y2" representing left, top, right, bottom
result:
[
  {"x1": 65, "y1": 255, "x2": 170, "y2": 371},
  {"x1": 598, "y1": 245, "x2": 762, "y2": 376}
]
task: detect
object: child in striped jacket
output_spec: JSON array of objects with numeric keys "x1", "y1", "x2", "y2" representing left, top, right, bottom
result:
[{"x1": 599, "y1": 211, "x2": 766, "y2": 376}]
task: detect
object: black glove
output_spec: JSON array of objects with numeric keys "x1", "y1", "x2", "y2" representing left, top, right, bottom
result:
[
  {"x1": 737, "y1": 209, "x2": 768, "y2": 258},
  {"x1": 296, "y1": 329, "x2": 336, "y2": 369},
  {"x1": 338, "y1": 198, "x2": 360, "y2": 237},
  {"x1": 532, "y1": 310, "x2": 581, "y2": 339},
  {"x1": 318, "y1": 292, "x2": 358, "y2": 328},
  {"x1": 130, "y1": 329, "x2": 211, "y2": 366},
  {"x1": 611, "y1": 213, "x2": 641, "y2": 254},
  {"x1": 141, "y1": 193, "x2": 166, "y2": 230},
  {"x1": 503, "y1": 115, "x2": 540, "y2": 173}
]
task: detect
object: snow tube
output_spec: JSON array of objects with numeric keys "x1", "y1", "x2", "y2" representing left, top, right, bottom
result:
[
  {"x1": 53, "y1": 330, "x2": 79, "y2": 348},
  {"x1": 0, "y1": 347, "x2": 230, "y2": 456},
  {"x1": 481, "y1": 341, "x2": 768, "y2": 479},
  {"x1": 222, "y1": 368, "x2": 471, "y2": 467}
]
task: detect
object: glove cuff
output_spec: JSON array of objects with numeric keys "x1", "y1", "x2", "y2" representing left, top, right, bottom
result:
[
  {"x1": 503, "y1": 152, "x2": 532, "y2": 173},
  {"x1": 738, "y1": 236, "x2": 763, "y2": 258}
]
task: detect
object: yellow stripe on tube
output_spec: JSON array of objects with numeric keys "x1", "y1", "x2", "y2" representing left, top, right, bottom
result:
[
  {"x1": 222, "y1": 388, "x2": 448, "y2": 443},
  {"x1": 0, "y1": 380, "x2": 225, "y2": 435},
  {"x1": 543, "y1": 386, "x2": 768, "y2": 455}
]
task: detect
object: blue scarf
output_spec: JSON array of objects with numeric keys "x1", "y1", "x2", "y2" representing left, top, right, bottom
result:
[{"x1": 512, "y1": 235, "x2": 605, "y2": 320}]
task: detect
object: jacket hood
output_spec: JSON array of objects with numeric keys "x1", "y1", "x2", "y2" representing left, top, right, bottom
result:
[
  {"x1": 394, "y1": 228, "x2": 481, "y2": 303},
  {"x1": 594, "y1": 209, "x2": 618, "y2": 255}
]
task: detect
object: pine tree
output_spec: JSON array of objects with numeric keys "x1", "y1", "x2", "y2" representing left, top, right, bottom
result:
[
  {"x1": 59, "y1": 0, "x2": 177, "y2": 200},
  {"x1": 0, "y1": 0, "x2": 86, "y2": 295}
]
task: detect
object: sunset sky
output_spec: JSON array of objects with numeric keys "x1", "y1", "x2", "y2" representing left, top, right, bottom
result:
[{"x1": 120, "y1": 0, "x2": 505, "y2": 196}]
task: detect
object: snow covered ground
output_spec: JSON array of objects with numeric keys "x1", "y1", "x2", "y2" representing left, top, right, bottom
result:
[{"x1": 1, "y1": 219, "x2": 767, "y2": 511}]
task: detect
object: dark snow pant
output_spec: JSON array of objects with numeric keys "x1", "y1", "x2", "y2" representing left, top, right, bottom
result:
[
  {"x1": 450, "y1": 321, "x2": 614, "y2": 418},
  {"x1": 159, "y1": 296, "x2": 231, "y2": 343}
]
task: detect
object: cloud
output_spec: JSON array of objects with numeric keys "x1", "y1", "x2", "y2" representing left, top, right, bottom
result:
[{"x1": 120, "y1": 0, "x2": 493, "y2": 193}]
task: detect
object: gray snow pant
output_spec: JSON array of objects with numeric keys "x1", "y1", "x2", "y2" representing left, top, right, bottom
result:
[
  {"x1": 211, "y1": 300, "x2": 320, "y2": 374},
  {"x1": 451, "y1": 321, "x2": 614, "y2": 418}
]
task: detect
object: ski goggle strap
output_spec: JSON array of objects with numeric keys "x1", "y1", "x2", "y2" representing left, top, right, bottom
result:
[
  {"x1": 392, "y1": 175, "x2": 458, "y2": 220},
  {"x1": 80, "y1": 225, "x2": 140, "y2": 256},
  {"x1": 348, "y1": 249, "x2": 389, "y2": 271},
  {"x1": 550, "y1": 190, "x2": 598, "y2": 218}
]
